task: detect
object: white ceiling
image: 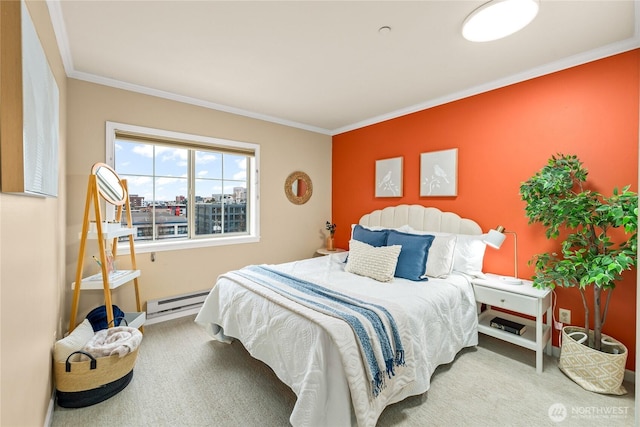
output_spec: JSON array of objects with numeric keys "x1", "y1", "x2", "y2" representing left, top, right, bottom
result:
[{"x1": 47, "y1": 1, "x2": 639, "y2": 135}]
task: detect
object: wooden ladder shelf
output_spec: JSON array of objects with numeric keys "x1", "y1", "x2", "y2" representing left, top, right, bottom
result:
[{"x1": 69, "y1": 163, "x2": 144, "y2": 332}]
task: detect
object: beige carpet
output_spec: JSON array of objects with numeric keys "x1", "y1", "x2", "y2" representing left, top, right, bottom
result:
[{"x1": 51, "y1": 315, "x2": 635, "y2": 426}]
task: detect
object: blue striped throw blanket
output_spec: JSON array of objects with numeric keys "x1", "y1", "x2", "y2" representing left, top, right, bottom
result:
[{"x1": 234, "y1": 265, "x2": 405, "y2": 397}]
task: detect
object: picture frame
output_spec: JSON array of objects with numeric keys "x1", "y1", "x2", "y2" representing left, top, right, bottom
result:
[
  {"x1": 0, "y1": 1, "x2": 59, "y2": 197},
  {"x1": 375, "y1": 157, "x2": 403, "y2": 197},
  {"x1": 420, "y1": 148, "x2": 458, "y2": 197}
]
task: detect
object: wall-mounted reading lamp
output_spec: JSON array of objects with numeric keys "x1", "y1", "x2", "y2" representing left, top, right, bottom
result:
[{"x1": 484, "y1": 225, "x2": 523, "y2": 285}]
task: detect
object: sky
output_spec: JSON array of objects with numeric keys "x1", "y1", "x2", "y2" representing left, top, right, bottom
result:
[{"x1": 115, "y1": 139, "x2": 247, "y2": 203}]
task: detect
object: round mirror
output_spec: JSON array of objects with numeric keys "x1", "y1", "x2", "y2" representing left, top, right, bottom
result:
[
  {"x1": 284, "y1": 171, "x2": 313, "y2": 205},
  {"x1": 91, "y1": 162, "x2": 127, "y2": 205}
]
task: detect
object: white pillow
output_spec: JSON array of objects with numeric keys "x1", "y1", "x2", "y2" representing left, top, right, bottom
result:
[
  {"x1": 345, "y1": 239, "x2": 402, "y2": 282},
  {"x1": 398, "y1": 225, "x2": 486, "y2": 278},
  {"x1": 452, "y1": 234, "x2": 487, "y2": 278},
  {"x1": 396, "y1": 225, "x2": 456, "y2": 278},
  {"x1": 53, "y1": 319, "x2": 96, "y2": 363},
  {"x1": 425, "y1": 234, "x2": 457, "y2": 278}
]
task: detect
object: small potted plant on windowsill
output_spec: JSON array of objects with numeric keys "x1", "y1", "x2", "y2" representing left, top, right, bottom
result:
[
  {"x1": 520, "y1": 154, "x2": 637, "y2": 395},
  {"x1": 325, "y1": 221, "x2": 336, "y2": 251}
]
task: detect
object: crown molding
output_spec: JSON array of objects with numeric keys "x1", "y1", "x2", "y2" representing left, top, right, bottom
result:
[
  {"x1": 332, "y1": 35, "x2": 640, "y2": 135},
  {"x1": 46, "y1": 0, "x2": 639, "y2": 137},
  {"x1": 45, "y1": 1, "x2": 332, "y2": 135}
]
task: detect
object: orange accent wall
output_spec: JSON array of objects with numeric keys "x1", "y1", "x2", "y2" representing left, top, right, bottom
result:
[{"x1": 332, "y1": 50, "x2": 640, "y2": 370}]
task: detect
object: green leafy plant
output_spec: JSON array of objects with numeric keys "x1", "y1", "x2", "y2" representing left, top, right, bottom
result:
[{"x1": 520, "y1": 154, "x2": 637, "y2": 351}]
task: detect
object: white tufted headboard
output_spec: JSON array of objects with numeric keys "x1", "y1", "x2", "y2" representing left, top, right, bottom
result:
[{"x1": 358, "y1": 204, "x2": 482, "y2": 235}]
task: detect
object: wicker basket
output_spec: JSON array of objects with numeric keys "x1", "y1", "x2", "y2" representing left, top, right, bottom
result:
[
  {"x1": 54, "y1": 347, "x2": 139, "y2": 408},
  {"x1": 559, "y1": 326, "x2": 627, "y2": 395}
]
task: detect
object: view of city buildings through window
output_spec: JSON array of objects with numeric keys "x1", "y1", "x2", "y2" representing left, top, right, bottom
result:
[{"x1": 115, "y1": 138, "x2": 249, "y2": 242}]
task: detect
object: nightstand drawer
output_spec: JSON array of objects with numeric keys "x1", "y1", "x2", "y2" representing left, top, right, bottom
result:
[{"x1": 473, "y1": 285, "x2": 538, "y2": 316}]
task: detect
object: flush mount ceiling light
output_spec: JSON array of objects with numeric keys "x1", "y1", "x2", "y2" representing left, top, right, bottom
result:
[{"x1": 462, "y1": 0, "x2": 540, "y2": 42}]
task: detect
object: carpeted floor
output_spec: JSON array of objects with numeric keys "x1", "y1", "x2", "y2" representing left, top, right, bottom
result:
[{"x1": 51, "y1": 315, "x2": 635, "y2": 426}]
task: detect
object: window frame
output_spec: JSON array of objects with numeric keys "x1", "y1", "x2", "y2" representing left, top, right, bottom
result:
[{"x1": 105, "y1": 121, "x2": 260, "y2": 254}]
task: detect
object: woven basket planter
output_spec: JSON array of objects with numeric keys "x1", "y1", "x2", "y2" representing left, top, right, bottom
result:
[
  {"x1": 54, "y1": 347, "x2": 139, "y2": 408},
  {"x1": 558, "y1": 326, "x2": 627, "y2": 395}
]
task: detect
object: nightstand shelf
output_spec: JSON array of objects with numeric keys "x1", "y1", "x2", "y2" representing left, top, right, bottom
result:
[
  {"x1": 472, "y1": 273, "x2": 552, "y2": 373},
  {"x1": 478, "y1": 309, "x2": 551, "y2": 352}
]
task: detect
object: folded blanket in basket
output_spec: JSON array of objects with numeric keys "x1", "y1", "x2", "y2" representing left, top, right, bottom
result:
[{"x1": 81, "y1": 326, "x2": 142, "y2": 359}]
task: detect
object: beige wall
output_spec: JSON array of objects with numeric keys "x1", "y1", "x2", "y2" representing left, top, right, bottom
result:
[
  {"x1": 66, "y1": 80, "x2": 332, "y2": 322},
  {"x1": 1, "y1": 1, "x2": 68, "y2": 426},
  {"x1": 2, "y1": 2, "x2": 330, "y2": 425}
]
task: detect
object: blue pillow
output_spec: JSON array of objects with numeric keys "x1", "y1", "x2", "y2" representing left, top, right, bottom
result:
[
  {"x1": 386, "y1": 230, "x2": 435, "y2": 281},
  {"x1": 352, "y1": 224, "x2": 389, "y2": 247}
]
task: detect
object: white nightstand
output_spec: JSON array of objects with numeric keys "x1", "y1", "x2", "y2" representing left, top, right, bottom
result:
[
  {"x1": 315, "y1": 248, "x2": 346, "y2": 256},
  {"x1": 471, "y1": 273, "x2": 552, "y2": 373}
]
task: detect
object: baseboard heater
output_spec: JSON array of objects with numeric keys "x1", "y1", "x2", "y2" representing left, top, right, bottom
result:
[{"x1": 146, "y1": 290, "x2": 209, "y2": 325}]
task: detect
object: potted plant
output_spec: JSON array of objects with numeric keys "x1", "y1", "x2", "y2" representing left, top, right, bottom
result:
[
  {"x1": 519, "y1": 154, "x2": 637, "y2": 394},
  {"x1": 325, "y1": 221, "x2": 337, "y2": 251}
]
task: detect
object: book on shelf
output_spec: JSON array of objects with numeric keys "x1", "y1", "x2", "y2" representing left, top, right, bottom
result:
[{"x1": 490, "y1": 316, "x2": 527, "y2": 335}]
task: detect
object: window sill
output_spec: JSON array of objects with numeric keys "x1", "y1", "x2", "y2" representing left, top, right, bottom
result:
[{"x1": 117, "y1": 234, "x2": 260, "y2": 254}]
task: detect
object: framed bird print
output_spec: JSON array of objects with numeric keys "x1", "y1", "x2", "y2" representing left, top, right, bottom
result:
[
  {"x1": 420, "y1": 149, "x2": 458, "y2": 196},
  {"x1": 375, "y1": 157, "x2": 403, "y2": 197}
]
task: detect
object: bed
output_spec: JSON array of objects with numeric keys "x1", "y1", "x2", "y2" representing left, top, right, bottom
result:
[{"x1": 195, "y1": 205, "x2": 487, "y2": 426}]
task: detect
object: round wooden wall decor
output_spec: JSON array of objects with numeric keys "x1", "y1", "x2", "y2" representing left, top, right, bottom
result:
[{"x1": 284, "y1": 171, "x2": 313, "y2": 205}]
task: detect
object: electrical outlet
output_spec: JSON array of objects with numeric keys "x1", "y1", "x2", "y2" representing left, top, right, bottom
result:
[{"x1": 559, "y1": 308, "x2": 571, "y2": 324}]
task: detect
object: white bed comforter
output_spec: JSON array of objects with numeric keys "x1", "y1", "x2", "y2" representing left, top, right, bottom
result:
[{"x1": 195, "y1": 253, "x2": 478, "y2": 427}]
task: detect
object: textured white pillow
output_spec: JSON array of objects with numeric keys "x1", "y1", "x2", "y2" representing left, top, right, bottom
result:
[
  {"x1": 53, "y1": 319, "x2": 95, "y2": 362},
  {"x1": 452, "y1": 234, "x2": 487, "y2": 278},
  {"x1": 345, "y1": 239, "x2": 402, "y2": 282},
  {"x1": 425, "y1": 234, "x2": 457, "y2": 278}
]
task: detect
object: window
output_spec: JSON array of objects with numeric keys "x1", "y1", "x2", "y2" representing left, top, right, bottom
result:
[{"x1": 106, "y1": 122, "x2": 259, "y2": 253}]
